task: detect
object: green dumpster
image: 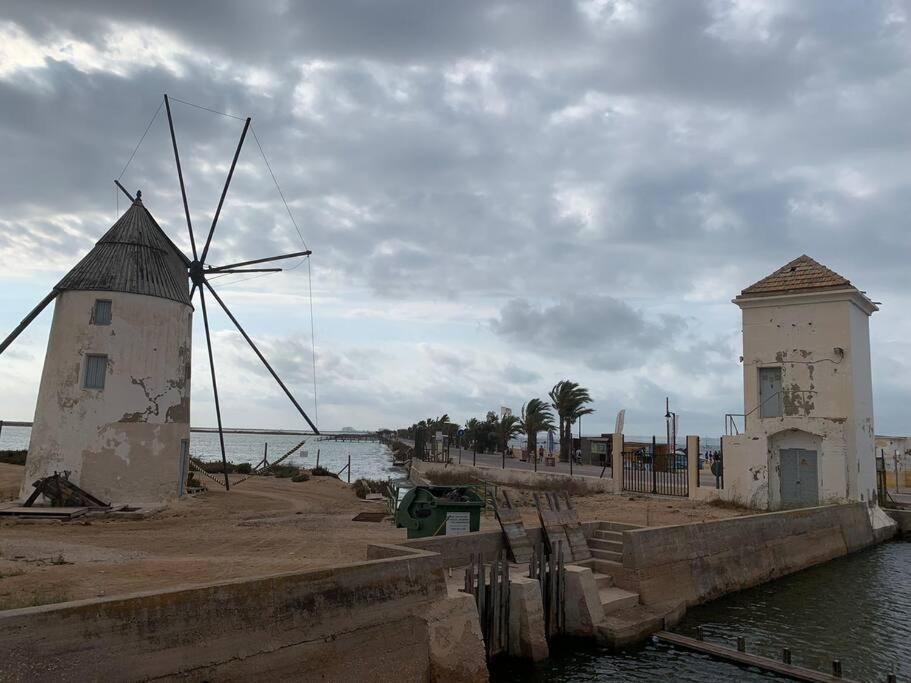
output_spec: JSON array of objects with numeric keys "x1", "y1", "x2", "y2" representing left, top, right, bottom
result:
[{"x1": 395, "y1": 485, "x2": 483, "y2": 539}]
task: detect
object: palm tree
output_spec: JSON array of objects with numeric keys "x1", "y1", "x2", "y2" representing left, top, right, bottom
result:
[
  {"x1": 550, "y1": 380, "x2": 595, "y2": 462},
  {"x1": 519, "y1": 398, "x2": 555, "y2": 457},
  {"x1": 464, "y1": 417, "x2": 482, "y2": 452},
  {"x1": 495, "y1": 413, "x2": 522, "y2": 453}
]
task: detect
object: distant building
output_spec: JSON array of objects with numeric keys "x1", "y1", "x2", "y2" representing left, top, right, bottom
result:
[
  {"x1": 721, "y1": 255, "x2": 878, "y2": 509},
  {"x1": 21, "y1": 197, "x2": 192, "y2": 505},
  {"x1": 874, "y1": 435, "x2": 910, "y2": 490}
]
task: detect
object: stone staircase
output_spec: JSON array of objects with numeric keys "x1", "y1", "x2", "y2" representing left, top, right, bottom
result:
[
  {"x1": 585, "y1": 522, "x2": 641, "y2": 616},
  {"x1": 582, "y1": 521, "x2": 688, "y2": 647}
]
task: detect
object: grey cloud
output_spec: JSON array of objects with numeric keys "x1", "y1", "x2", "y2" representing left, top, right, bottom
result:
[
  {"x1": 2, "y1": 1, "x2": 911, "y2": 435},
  {"x1": 490, "y1": 296, "x2": 684, "y2": 371}
]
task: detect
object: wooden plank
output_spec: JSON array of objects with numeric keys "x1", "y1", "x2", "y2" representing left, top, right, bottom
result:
[
  {"x1": 0, "y1": 506, "x2": 88, "y2": 516},
  {"x1": 553, "y1": 492, "x2": 591, "y2": 561},
  {"x1": 535, "y1": 493, "x2": 572, "y2": 560},
  {"x1": 494, "y1": 491, "x2": 533, "y2": 564},
  {"x1": 655, "y1": 632, "x2": 856, "y2": 683}
]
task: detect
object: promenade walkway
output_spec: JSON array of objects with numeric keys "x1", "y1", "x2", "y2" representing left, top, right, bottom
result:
[{"x1": 451, "y1": 447, "x2": 611, "y2": 479}]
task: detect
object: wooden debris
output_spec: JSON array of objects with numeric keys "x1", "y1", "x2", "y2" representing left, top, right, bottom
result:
[{"x1": 23, "y1": 474, "x2": 109, "y2": 509}]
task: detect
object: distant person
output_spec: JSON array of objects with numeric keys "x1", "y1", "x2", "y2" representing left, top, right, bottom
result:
[{"x1": 574, "y1": 448, "x2": 583, "y2": 464}]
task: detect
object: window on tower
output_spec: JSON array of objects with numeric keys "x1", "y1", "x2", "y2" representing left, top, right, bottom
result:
[
  {"x1": 84, "y1": 354, "x2": 108, "y2": 389},
  {"x1": 93, "y1": 299, "x2": 112, "y2": 325}
]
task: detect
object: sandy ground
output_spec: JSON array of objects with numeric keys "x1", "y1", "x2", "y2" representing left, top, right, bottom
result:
[{"x1": 0, "y1": 463, "x2": 744, "y2": 610}]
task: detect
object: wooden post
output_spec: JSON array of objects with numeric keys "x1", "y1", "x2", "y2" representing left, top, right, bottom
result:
[
  {"x1": 781, "y1": 647, "x2": 791, "y2": 664},
  {"x1": 490, "y1": 555, "x2": 499, "y2": 654},
  {"x1": 832, "y1": 660, "x2": 842, "y2": 678},
  {"x1": 315, "y1": 449, "x2": 320, "y2": 469},
  {"x1": 697, "y1": 626, "x2": 704, "y2": 641},
  {"x1": 347, "y1": 453, "x2": 351, "y2": 483},
  {"x1": 737, "y1": 636, "x2": 746, "y2": 653}
]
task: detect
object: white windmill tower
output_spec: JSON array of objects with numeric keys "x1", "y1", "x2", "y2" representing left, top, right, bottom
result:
[{"x1": 0, "y1": 95, "x2": 319, "y2": 505}]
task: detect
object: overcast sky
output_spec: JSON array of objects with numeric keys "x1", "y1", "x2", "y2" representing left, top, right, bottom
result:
[{"x1": 0, "y1": 0, "x2": 909, "y2": 437}]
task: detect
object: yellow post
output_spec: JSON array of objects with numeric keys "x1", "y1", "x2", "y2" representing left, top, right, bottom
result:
[
  {"x1": 611, "y1": 433, "x2": 624, "y2": 494},
  {"x1": 686, "y1": 435, "x2": 699, "y2": 496}
]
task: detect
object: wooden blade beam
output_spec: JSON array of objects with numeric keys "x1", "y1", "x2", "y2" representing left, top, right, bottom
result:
[
  {"x1": 199, "y1": 117, "x2": 251, "y2": 265},
  {"x1": 197, "y1": 286, "x2": 230, "y2": 489},
  {"x1": 208, "y1": 250, "x2": 311, "y2": 272},
  {"x1": 114, "y1": 180, "x2": 134, "y2": 203},
  {"x1": 164, "y1": 94, "x2": 199, "y2": 261},
  {"x1": 207, "y1": 268, "x2": 282, "y2": 274},
  {"x1": 0, "y1": 291, "x2": 57, "y2": 356},
  {"x1": 203, "y1": 279, "x2": 320, "y2": 434}
]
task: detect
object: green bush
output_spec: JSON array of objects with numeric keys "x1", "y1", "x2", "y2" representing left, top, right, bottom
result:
[
  {"x1": 291, "y1": 472, "x2": 310, "y2": 483},
  {"x1": 0, "y1": 450, "x2": 27, "y2": 466},
  {"x1": 269, "y1": 464, "x2": 298, "y2": 479},
  {"x1": 236, "y1": 462, "x2": 252, "y2": 474},
  {"x1": 352, "y1": 478, "x2": 390, "y2": 499},
  {"x1": 311, "y1": 465, "x2": 338, "y2": 478}
]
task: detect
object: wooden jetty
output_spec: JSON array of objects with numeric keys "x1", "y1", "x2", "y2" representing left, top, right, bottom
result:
[{"x1": 655, "y1": 631, "x2": 859, "y2": 683}]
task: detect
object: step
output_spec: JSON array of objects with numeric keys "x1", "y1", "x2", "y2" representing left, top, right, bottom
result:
[
  {"x1": 600, "y1": 522, "x2": 643, "y2": 532},
  {"x1": 593, "y1": 529, "x2": 623, "y2": 542},
  {"x1": 591, "y1": 571, "x2": 613, "y2": 589},
  {"x1": 589, "y1": 538, "x2": 623, "y2": 553},
  {"x1": 590, "y1": 548, "x2": 623, "y2": 563},
  {"x1": 591, "y1": 558, "x2": 623, "y2": 572},
  {"x1": 598, "y1": 587, "x2": 639, "y2": 615}
]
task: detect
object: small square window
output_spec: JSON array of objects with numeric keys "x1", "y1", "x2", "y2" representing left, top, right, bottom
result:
[
  {"x1": 93, "y1": 300, "x2": 112, "y2": 325},
  {"x1": 84, "y1": 354, "x2": 107, "y2": 389}
]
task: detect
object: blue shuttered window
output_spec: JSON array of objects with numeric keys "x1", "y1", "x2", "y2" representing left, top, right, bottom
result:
[
  {"x1": 84, "y1": 354, "x2": 107, "y2": 389},
  {"x1": 93, "y1": 300, "x2": 112, "y2": 325}
]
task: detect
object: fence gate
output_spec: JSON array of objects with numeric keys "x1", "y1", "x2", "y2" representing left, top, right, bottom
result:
[
  {"x1": 528, "y1": 540, "x2": 566, "y2": 640},
  {"x1": 463, "y1": 551, "x2": 511, "y2": 659},
  {"x1": 622, "y1": 437, "x2": 689, "y2": 497}
]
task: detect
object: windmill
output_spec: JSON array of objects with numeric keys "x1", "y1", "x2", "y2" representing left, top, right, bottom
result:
[{"x1": 0, "y1": 94, "x2": 319, "y2": 500}]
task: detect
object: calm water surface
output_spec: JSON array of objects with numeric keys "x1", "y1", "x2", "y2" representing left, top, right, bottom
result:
[
  {"x1": 0, "y1": 425, "x2": 403, "y2": 481},
  {"x1": 493, "y1": 538, "x2": 910, "y2": 682}
]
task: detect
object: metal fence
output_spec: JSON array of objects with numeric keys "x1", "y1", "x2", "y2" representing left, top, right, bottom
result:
[{"x1": 622, "y1": 436, "x2": 689, "y2": 496}]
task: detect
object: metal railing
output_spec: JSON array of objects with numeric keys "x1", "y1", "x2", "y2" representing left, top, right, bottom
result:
[{"x1": 724, "y1": 390, "x2": 818, "y2": 436}]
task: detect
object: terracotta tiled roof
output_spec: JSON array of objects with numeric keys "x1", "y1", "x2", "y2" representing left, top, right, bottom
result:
[
  {"x1": 739, "y1": 255, "x2": 854, "y2": 298},
  {"x1": 56, "y1": 198, "x2": 191, "y2": 305}
]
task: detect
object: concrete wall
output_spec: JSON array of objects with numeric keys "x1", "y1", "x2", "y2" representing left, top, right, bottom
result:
[
  {"x1": 0, "y1": 546, "x2": 487, "y2": 683},
  {"x1": 730, "y1": 289, "x2": 878, "y2": 509},
  {"x1": 615, "y1": 502, "x2": 886, "y2": 607},
  {"x1": 23, "y1": 290, "x2": 192, "y2": 505},
  {"x1": 368, "y1": 521, "x2": 602, "y2": 569},
  {"x1": 411, "y1": 458, "x2": 614, "y2": 494}
]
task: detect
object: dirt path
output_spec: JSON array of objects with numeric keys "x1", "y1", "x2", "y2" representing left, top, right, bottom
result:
[{"x1": 0, "y1": 464, "x2": 744, "y2": 611}]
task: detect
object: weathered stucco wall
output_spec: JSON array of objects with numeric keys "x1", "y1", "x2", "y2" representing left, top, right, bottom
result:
[
  {"x1": 733, "y1": 290, "x2": 877, "y2": 509},
  {"x1": 411, "y1": 458, "x2": 614, "y2": 494},
  {"x1": 0, "y1": 547, "x2": 488, "y2": 683},
  {"x1": 22, "y1": 290, "x2": 192, "y2": 505},
  {"x1": 616, "y1": 502, "x2": 887, "y2": 606},
  {"x1": 717, "y1": 434, "x2": 768, "y2": 508}
]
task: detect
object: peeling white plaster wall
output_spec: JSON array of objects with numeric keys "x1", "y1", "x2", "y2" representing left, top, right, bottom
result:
[
  {"x1": 724, "y1": 289, "x2": 877, "y2": 509},
  {"x1": 22, "y1": 290, "x2": 192, "y2": 505}
]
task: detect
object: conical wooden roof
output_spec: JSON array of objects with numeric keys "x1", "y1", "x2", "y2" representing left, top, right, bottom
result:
[
  {"x1": 739, "y1": 255, "x2": 853, "y2": 298},
  {"x1": 56, "y1": 198, "x2": 191, "y2": 305}
]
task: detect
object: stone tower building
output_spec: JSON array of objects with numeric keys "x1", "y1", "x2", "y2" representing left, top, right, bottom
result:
[
  {"x1": 722, "y1": 255, "x2": 878, "y2": 509},
  {"x1": 20, "y1": 196, "x2": 193, "y2": 505}
]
